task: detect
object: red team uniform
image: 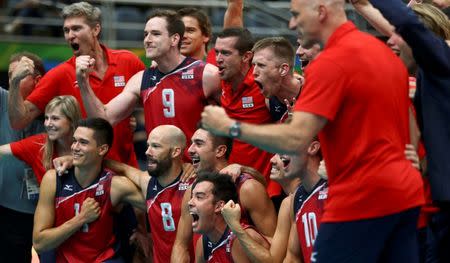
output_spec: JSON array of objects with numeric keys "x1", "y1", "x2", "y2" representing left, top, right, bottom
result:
[
  {"x1": 294, "y1": 180, "x2": 328, "y2": 263},
  {"x1": 54, "y1": 168, "x2": 118, "y2": 263},
  {"x1": 221, "y1": 67, "x2": 280, "y2": 197},
  {"x1": 26, "y1": 45, "x2": 144, "y2": 167},
  {"x1": 10, "y1": 133, "x2": 52, "y2": 184},
  {"x1": 294, "y1": 22, "x2": 424, "y2": 222},
  {"x1": 140, "y1": 57, "x2": 208, "y2": 159},
  {"x1": 201, "y1": 224, "x2": 267, "y2": 263},
  {"x1": 146, "y1": 175, "x2": 194, "y2": 263}
]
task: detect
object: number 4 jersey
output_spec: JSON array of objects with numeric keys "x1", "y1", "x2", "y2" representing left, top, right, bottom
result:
[
  {"x1": 140, "y1": 57, "x2": 207, "y2": 146},
  {"x1": 294, "y1": 180, "x2": 328, "y2": 263},
  {"x1": 146, "y1": 174, "x2": 194, "y2": 263}
]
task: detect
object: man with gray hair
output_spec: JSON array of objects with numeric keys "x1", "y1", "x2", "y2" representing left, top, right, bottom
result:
[{"x1": 7, "y1": 1, "x2": 145, "y2": 168}]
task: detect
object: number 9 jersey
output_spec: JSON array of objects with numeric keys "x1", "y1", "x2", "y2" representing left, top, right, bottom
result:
[
  {"x1": 146, "y1": 174, "x2": 194, "y2": 263},
  {"x1": 140, "y1": 57, "x2": 208, "y2": 160}
]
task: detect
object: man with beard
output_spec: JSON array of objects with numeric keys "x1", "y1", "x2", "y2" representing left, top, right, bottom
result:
[
  {"x1": 106, "y1": 125, "x2": 193, "y2": 263},
  {"x1": 189, "y1": 171, "x2": 270, "y2": 263},
  {"x1": 7, "y1": 1, "x2": 144, "y2": 167},
  {"x1": 171, "y1": 127, "x2": 276, "y2": 262}
]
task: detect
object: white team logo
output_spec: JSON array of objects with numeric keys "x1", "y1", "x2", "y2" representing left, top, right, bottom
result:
[
  {"x1": 63, "y1": 184, "x2": 73, "y2": 191},
  {"x1": 113, "y1": 75, "x2": 126, "y2": 87},
  {"x1": 181, "y1": 68, "x2": 194, "y2": 80},
  {"x1": 178, "y1": 182, "x2": 190, "y2": 191},
  {"x1": 95, "y1": 184, "x2": 104, "y2": 196},
  {"x1": 242, "y1": 96, "x2": 254, "y2": 108}
]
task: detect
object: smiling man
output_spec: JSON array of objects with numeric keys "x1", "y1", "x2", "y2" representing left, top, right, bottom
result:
[
  {"x1": 32, "y1": 118, "x2": 145, "y2": 263},
  {"x1": 76, "y1": 9, "x2": 221, "y2": 161},
  {"x1": 7, "y1": 2, "x2": 144, "y2": 169}
]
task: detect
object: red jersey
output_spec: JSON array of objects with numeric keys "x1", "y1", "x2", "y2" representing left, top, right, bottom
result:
[
  {"x1": 10, "y1": 133, "x2": 50, "y2": 184},
  {"x1": 221, "y1": 67, "x2": 280, "y2": 197},
  {"x1": 202, "y1": 224, "x2": 267, "y2": 262},
  {"x1": 294, "y1": 180, "x2": 328, "y2": 263},
  {"x1": 146, "y1": 175, "x2": 194, "y2": 263},
  {"x1": 205, "y1": 49, "x2": 217, "y2": 66},
  {"x1": 54, "y1": 168, "x2": 118, "y2": 263},
  {"x1": 295, "y1": 22, "x2": 424, "y2": 222},
  {"x1": 26, "y1": 45, "x2": 144, "y2": 167},
  {"x1": 140, "y1": 57, "x2": 207, "y2": 159}
]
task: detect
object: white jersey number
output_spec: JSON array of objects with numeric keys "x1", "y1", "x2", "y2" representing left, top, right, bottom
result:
[
  {"x1": 74, "y1": 203, "x2": 89, "y2": 232},
  {"x1": 162, "y1": 89, "x2": 175, "y2": 118},
  {"x1": 301, "y1": 212, "x2": 318, "y2": 247},
  {"x1": 161, "y1": 202, "x2": 176, "y2": 231}
]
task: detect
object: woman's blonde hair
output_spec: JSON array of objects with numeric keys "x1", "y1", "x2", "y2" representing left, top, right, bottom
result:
[
  {"x1": 42, "y1": 96, "x2": 81, "y2": 170},
  {"x1": 412, "y1": 3, "x2": 450, "y2": 40}
]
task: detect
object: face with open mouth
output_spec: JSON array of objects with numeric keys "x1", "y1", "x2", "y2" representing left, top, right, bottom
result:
[
  {"x1": 269, "y1": 154, "x2": 291, "y2": 182},
  {"x1": 214, "y1": 36, "x2": 244, "y2": 82},
  {"x1": 188, "y1": 181, "x2": 219, "y2": 234},
  {"x1": 63, "y1": 16, "x2": 99, "y2": 57},
  {"x1": 252, "y1": 48, "x2": 283, "y2": 98},
  {"x1": 188, "y1": 129, "x2": 217, "y2": 173}
]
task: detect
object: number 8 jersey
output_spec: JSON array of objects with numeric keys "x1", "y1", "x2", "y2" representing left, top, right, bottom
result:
[
  {"x1": 140, "y1": 57, "x2": 208, "y2": 158},
  {"x1": 146, "y1": 174, "x2": 194, "y2": 263}
]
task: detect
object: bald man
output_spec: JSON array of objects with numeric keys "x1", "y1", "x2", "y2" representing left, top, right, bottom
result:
[
  {"x1": 107, "y1": 125, "x2": 193, "y2": 263},
  {"x1": 201, "y1": 0, "x2": 424, "y2": 262}
]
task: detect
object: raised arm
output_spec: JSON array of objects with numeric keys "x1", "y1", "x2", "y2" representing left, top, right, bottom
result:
[
  {"x1": 111, "y1": 176, "x2": 146, "y2": 211},
  {"x1": 171, "y1": 189, "x2": 193, "y2": 263},
  {"x1": 76, "y1": 55, "x2": 142, "y2": 126},
  {"x1": 224, "y1": 0, "x2": 244, "y2": 28},
  {"x1": 201, "y1": 106, "x2": 327, "y2": 155},
  {"x1": 239, "y1": 179, "x2": 277, "y2": 237},
  {"x1": 33, "y1": 170, "x2": 101, "y2": 253},
  {"x1": 350, "y1": 0, "x2": 394, "y2": 37},
  {"x1": 366, "y1": 0, "x2": 450, "y2": 75},
  {"x1": 104, "y1": 159, "x2": 149, "y2": 197},
  {"x1": 8, "y1": 57, "x2": 42, "y2": 129},
  {"x1": 222, "y1": 196, "x2": 292, "y2": 263}
]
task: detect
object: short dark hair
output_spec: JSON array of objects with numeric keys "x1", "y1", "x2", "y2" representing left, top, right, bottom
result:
[
  {"x1": 77, "y1": 118, "x2": 113, "y2": 148},
  {"x1": 209, "y1": 132, "x2": 233, "y2": 161},
  {"x1": 10, "y1": 52, "x2": 46, "y2": 76},
  {"x1": 147, "y1": 9, "x2": 185, "y2": 49},
  {"x1": 177, "y1": 7, "x2": 212, "y2": 48},
  {"x1": 192, "y1": 171, "x2": 238, "y2": 204},
  {"x1": 252, "y1": 37, "x2": 295, "y2": 68},
  {"x1": 216, "y1": 27, "x2": 254, "y2": 55}
]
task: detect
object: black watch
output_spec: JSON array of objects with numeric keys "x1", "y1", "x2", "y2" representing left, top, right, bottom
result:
[{"x1": 229, "y1": 121, "x2": 241, "y2": 138}]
